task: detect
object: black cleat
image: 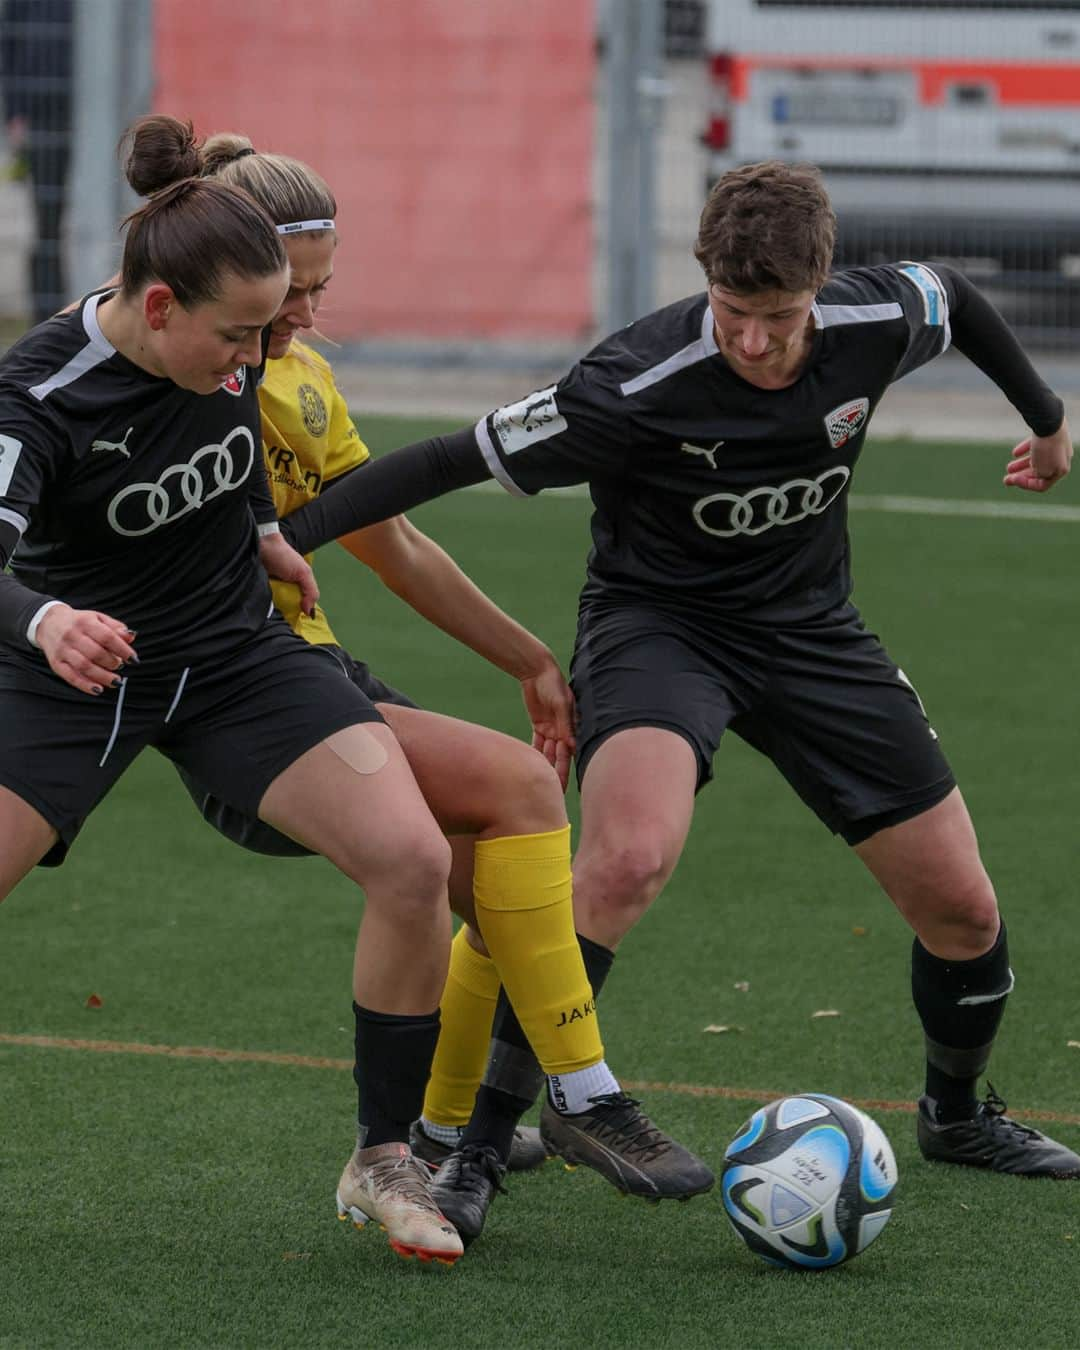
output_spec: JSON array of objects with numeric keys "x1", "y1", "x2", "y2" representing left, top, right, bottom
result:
[
  {"x1": 539, "y1": 1092, "x2": 715, "y2": 1200},
  {"x1": 917, "y1": 1086, "x2": 1080, "y2": 1178},
  {"x1": 430, "y1": 1144, "x2": 508, "y2": 1245},
  {"x1": 410, "y1": 1120, "x2": 548, "y2": 1173}
]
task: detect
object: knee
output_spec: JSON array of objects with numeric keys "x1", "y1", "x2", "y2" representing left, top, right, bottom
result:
[
  {"x1": 915, "y1": 874, "x2": 1001, "y2": 956},
  {"x1": 364, "y1": 831, "x2": 453, "y2": 922},
  {"x1": 576, "y1": 836, "x2": 674, "y2": 921},
  {"x1": 496, "y1": 747, "x2": 567, "y2": 835}
]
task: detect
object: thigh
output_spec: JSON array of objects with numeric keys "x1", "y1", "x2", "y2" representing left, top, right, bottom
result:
[
  {"x1": 578, "y1": 727, "x2": 700, "y2": 868},
  {"x1": 0, "y1": 784, "x2": 60, "y2": 892},
  {"x1": 735, "y1": 606, "x2": 956, "y2": 843},
  {"x1": 570, "y1": 603, "x2": 751, "y2": 790},
  {"x1": 380, "y1": 703, "x2": 563, "y2": 837},
  {"x1": 853, "y1": 787, "x2": 999, "y2": 956},
  {"x1": 258, "y1": 720, "x2": 445, "y2": 880}
]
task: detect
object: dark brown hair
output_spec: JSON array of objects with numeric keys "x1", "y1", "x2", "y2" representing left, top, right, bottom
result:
[
  {"x1": 693, "y1": 160, "x2": 835, "y2": 296},
  {"x1": 119, "y1": 177, "x2": 286, "y2": 308},
  {"x1": 123, "y1": 114, "x2": 336, "y2": 235}
]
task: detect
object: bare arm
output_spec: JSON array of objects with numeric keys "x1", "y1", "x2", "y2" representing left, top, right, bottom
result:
[{"x1": 340, "y1": 515, "x2": 576, "y2": 786}]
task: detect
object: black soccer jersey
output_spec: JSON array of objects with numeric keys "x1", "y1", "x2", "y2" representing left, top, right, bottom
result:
[
  {"x1": 472, "y1": 263, "x2": 1052, "y2": 619},
  {"x1": 280, "y1": 260, "x2": 1063, "y2": 614},
  {"x1": 0, "y1": 292, "x2": 277, "y2": 670}
]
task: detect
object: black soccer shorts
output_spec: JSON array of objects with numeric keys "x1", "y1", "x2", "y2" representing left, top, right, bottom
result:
[
  {"x1": 175, "y1": 645, "x2": 419, "y2": 858},
  {"x1": 570, "y1": 597, "x2": 957, "y2": 845},
  {"x1": 0, "y1": 619, "x2": 387, "y2": 867}
]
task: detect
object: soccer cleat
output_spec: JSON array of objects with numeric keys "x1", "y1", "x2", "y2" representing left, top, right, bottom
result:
[
  {"x1": 430, "y1": 1143, "x2": 508, "y2": 1246},
  {"x1": 539, "y1": 1092, "x2": 715, "y2": 1200},
  {"x1": 335, "y1": 1141, "x2": 465, "y2": 1264},
  {"x1": 917, "y1": 1086, "x2": 1080, "y2": 1178},
  {"x1": 409, "y1": 1119, "x2": 549, "y2": 1173}
]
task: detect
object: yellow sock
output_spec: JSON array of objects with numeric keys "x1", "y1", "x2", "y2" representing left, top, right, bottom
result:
[
  {"x1": 473, "y1": 825, "x2": 603, "y2": 1075},
  {"x1": 421, "y1": 926, "x2": 500, "y2": 1128}
]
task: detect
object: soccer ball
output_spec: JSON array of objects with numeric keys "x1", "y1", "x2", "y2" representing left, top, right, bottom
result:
[{"x1": 720, "y1": 1093, "x2": 897, "y2": 1270}]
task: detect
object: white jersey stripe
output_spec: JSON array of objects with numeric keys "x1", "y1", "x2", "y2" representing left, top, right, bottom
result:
[
  {"x1": 0, "y1": 505, "x2": 27, "y2": 536},
  {"x1": 29, "y1": 292, "x2": 115, "y2": 403},
  {"x1": 474, "y1": 416, "x2": 529, "y2": 497},
  {"x1": 619, "y1": 337, "x2": 712, "y2": 398},
  {"x1": 815, "y1": 302, "x2": 904, "y2": 328}
]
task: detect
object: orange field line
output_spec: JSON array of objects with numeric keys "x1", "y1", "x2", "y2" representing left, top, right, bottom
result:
[{"x1": 3, "y1": 1032, "x2": 1078, "y2": 1127}]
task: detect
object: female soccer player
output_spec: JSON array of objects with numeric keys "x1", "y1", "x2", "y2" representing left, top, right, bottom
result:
[
  {"x1": 282, "y1": 160, "x2": 1080, "y2": 1182},
  {"x1": 0, "y1": 172, "x2": 486, "y2": 1263},
  {"x1": 121, "y1": 114, "x2": 714, "y2": 1247}
]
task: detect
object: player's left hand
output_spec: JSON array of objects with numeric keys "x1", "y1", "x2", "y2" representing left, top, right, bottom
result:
[
  {"x1": 258, "y1": 530, "x2": 319, "y2": 617},
  {"x1": 1003, "y1": 417, "x2": 1073, "y2": 493},
  {"x1": 520, "y1": 659, "x2": 576, "y2": 792}
]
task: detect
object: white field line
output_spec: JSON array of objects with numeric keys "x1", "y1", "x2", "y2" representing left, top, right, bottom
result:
[{"x1": 467, "y1": 479, "x2": 1080, "y2": 523}]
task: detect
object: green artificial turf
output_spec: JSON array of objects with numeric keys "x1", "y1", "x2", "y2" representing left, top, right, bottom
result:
[{"x1": 2, "y1": 420, "x2": 1078, "y2": 1348}]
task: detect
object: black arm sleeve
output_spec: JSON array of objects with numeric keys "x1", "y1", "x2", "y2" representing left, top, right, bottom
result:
[
  {"x1": 0, "y1": 524, "x2": 56, "y2": 648},
  {"x1": 941, "y1": 265, "x2": 1065, "y2": 437},
  {"x1": 247, "y1": 448, "x2": 278, "y2": 530},
  {"x1": 283, "y1": 426, "x2": 491, "y2": 555}
]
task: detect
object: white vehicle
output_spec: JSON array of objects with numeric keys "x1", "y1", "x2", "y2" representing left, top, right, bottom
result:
[{"x1": 702, "y1": 1, "x2": 1080, "y2": 276}]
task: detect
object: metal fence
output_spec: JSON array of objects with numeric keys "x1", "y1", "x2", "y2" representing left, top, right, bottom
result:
[
  {"x1": 667, "y1": 0, "x2": 1080, "y2": 348},
  {"x1": 0, "y1": 0, "x2": 148, "y2": 329},
  {"x1": 0, "y1": 0, "x2": 1077, "y2": 352}
]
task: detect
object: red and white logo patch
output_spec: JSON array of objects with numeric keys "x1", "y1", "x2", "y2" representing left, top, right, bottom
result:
[
  {"x1": 824, "y1": 397, "x2": 869, "y2": 449},
  {"x1": 221, "y1": 368, "x2": 246, "y2": 397}
]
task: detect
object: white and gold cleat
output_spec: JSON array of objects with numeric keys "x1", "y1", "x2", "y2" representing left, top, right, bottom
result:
[{"x1": 335, "y1": 1141, "x2": 464, "y2": 1265}]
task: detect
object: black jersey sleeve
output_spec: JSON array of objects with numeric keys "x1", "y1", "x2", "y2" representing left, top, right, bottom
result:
[
  {"x1": 474, "y1": 360, "x2": 631, "y2": 495},
  {"x1": 0, "y1": 388, "x2": 65, "y2": 645},
  {"x1": 887, "y1": 262, "x2": 954, "y2": 380},
  {"x1": 0, "y1": 567, "x2": 58, "y2": 648},
  {"x1": 247, "y1": 448, "x2": 280, "y2": 533},
  {"x1": 932, "y1": 265, "x2": 1064, "y2": 437},
  {"x1": 282, "y1": 427, "x2": 489, "y2": 556},
  {"x1": 887, "y1": 262, "x2": 1064, "y2": 435}
]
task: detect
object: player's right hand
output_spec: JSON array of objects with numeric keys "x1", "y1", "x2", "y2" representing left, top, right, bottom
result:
[
  {"x1": 1003, "y1": 417, "x2": 1073, "y2": 493},
  {"x1": 35, "y1": 604, "x2": 138, "y2": 695}
]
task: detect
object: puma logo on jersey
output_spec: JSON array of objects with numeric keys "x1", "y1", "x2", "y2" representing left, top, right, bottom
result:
[
  {"x1": 90, "y1": 427, "x2": 134, "y2": 458},
  {"x1": 680, "y1": 440, "x2": 724, "y2": 469}
]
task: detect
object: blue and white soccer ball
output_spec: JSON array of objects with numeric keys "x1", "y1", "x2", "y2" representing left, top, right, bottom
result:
[{"x1": 720, "y1": 1093, "x2": 897, "y2": 1270}]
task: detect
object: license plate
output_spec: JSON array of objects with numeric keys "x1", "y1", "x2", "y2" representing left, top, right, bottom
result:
[{"x1": 772, "y1": 91, "x2": 900, "y2": 127}]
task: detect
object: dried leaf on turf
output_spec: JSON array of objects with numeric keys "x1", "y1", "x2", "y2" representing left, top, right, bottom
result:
[{"x1": 85, "y1": 993, "x2": 103, "y2": 1009}]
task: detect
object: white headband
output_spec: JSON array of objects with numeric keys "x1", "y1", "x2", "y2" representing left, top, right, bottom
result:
[{"x1": 276, "y1": 219, "x2": 335, "y2": 235}]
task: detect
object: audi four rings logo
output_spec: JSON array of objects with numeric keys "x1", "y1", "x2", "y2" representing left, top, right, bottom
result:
[
  {"x1": 692, "y1": 465, "x2": 851, "y2": 538},
  {"x1": 106, "y1": 426, "x2": 255, "y2": 537}
]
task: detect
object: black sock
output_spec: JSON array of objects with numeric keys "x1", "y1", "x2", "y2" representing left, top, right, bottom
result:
[
  {"x1": 463, "y1": 933, "x2": 616, "y2": 1162},
  {"x1": 353, "y1": 1003, "x2": 440, "y2": 1148},
  {"x1": 911, "y1": 925, "x2": 1012, "y2": 1122}
]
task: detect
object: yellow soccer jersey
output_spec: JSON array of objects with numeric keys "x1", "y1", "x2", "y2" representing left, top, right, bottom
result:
[{"x1": 259, "y1": 342, "x2": 370, "y2": 644}]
